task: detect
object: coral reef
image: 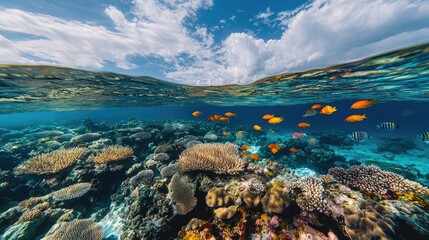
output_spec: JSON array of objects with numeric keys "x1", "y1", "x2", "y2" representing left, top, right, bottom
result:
[
  {"x1": 329, "y1": 165, "x2": 429, "y2": 195},
  {"x1": 168, "y1": 174, "x2": 197, "y2": 215},
  {"x1": 287, "y1": 176, "x2": 331, "y2": 213},
  {"x1": 15, "y1": 147, "x2": 87, "y2": 175},
  {"x1": 90, "y1": 146, "x2": 134, "y2": 164},
  {"x1": 205, "y1": 187, "x2": 233, "y2": 208},
  {"x1": 261, "y1": 187, "x2": 290, "y2": 214},
  {"x1": 52, "y1": 182, "x2": 92, "y2": 201},
  {"x1": 178, "y1": 143, "x2": 244, "y2": 174},
  {"x1": 214, "y1": 206, "x2": 238, "y2": 219},
  {"x1": 44, "y1": 219, "x2": 103, "y2": 240}
]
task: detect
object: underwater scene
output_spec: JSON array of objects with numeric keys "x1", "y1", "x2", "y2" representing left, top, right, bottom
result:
[{"x1": 0, "y1": 42, "x2": 429, "y2": 240}]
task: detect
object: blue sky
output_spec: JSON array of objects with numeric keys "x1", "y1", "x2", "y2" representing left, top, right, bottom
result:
[{"x1": 0, "y1": 0, "x2": 428, "y2": 85}]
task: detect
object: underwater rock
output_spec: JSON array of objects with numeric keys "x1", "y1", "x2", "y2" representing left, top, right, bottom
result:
[
  {"x1": 82, "y1": 118, "x2": 111, "y2": 132},
  {"x1": 71, "y1": 132, "x2": 102, "y2": 143},
  {"x1": 154, "y1": 144, "x2": 173, "y2": 154},
  {"x1": 129, "y1": 169, "x2": 154, "y2": 186},
  {"x1": 377, "y1": 137, "x2": 418, "y2": 154},
  {"x1": 153, "y1": 152, "x2": 169, "y2": 162},
  {"x1": 160, "y1": 163, "x2": 179, "y2": 178},
  {"x1": 1, "y1": 131, "x2": 24, "y2": 142},
  {"x1": 316, "y1": 132, "x2": 354, "y2": 148},
  {"x1": 1, "y1": 213, "x2": 47, "y2": 240},
  {"x1": 31, "y1": 130, "x2": 64, "y2": 139},
  {"x1": 129, "y1": 131, "x2": 151, "y2": 141},
  {"x1": 203, "y1": 131, "x2": 218, "y2": 141},
  {"x1": 185, "y1": 140, "x2": 202, "y2": 148}
]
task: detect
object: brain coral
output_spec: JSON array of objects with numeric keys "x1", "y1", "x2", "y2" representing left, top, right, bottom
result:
[
  {"x1": 90, "y1": 146, "x2": 134, "y2": 164},
  {"x1": 44, "y1": 219, "x2": 103, "y2": 240},
  {"x1": 328, "y1": 165, "x2": 429, "y2": 195},
  {"x1": 15, "y1": 147, "x2": 87, "y2": 175},
  {"x1": 178, "y1": 143, "x2": 244, "y2": 174},
  {"x1": 52, "y1": 183, "x2": 92, "y2": 201},
  {"x1": 261, "y1": 187, "x2": 291, "y2": 214},
  {"x1": 205, "y1": 187, "x2": 233, "y2": 208},
  {"x1": 214, "y1": 206, "x2": 238, "y2": 220},
  {"x1": 168, "y1": 174, "x2": 197, "y2": 215}
]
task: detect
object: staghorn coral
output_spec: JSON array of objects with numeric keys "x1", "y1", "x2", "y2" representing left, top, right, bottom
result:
[
  {"x1": 214, "y1": 206, "x2": 238, "y2": 220},
  {"x1": 178, "y1": 143, "x2": 244, "y2": 175},
  {"x1": 287, "y1": 176, "x2": 330, "y2": 213},
  {"x1": 261, "y1": 187, "x2": 290, "y2": 214},
  {"x1": 320, "y1": 174, "x2": 334, "y2": 184},
  {"x1": 15, "y1": 147, "x2": 87, "y2": 175},
  {"x1": 168, "y1": 174, "x2": 197, "y2": 215},
  {"x1": 44, "y1": 219, "x2": 103, "y2": 240},
  {"x1": 328, "y1": 165, "x2": 429, "y2": 195},
  {"x1": 52, "y1": 182, "x2": 92, "y2": 201},
  {"x1": 90, "y1": 145, "x2": 133, "y2": 164},
  {"x1": 205, "y1": 187, "x2": 233, "y2": 208},
  {"x1": 18, "y1": 196, "x2": 47, "y2": 209}
]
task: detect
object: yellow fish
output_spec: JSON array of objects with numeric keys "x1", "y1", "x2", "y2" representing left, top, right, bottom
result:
[
  {"x1": 224, "y1": 112, "x2": 236, "y2": 117},
  {"x1": 253, "y1": 125, "x2": 262, "y2": 131},
  {"x1": 320, "y1": 105, "x2": 337, "y2": 114},
  {"x1": 192, "y1": 111, "x2": 202, "y2": 117},
  {"x1": 268, "y1": 117, "x2": 283, "y2": 124}
]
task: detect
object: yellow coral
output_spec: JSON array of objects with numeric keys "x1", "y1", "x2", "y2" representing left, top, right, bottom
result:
[
  {"x1": 90, "y1": 146, "x2": 133, "y2": 164},
  {"x1": 15, "y1": 148, "x2": 87, "y2": 175}
]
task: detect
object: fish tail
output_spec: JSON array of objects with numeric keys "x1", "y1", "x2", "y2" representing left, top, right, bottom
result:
[
  {"x1": 371, "y1": 99, "x2": 377, "y2": 105},
  {"x1": 363, "y1": 114, "x2": 367, "y2": 118}
]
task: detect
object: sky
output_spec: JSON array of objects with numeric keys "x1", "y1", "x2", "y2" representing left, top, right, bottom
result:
[{"x1": 0, "y1": 0, "x2": 428, "y2": 86}]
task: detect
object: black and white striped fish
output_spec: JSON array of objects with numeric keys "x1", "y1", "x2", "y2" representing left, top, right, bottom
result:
[
  {"x1": 417, "y1": 132, "x2": 429, "y2": 143},
  {"x1": 350, "y1": 131, "x2": 369, "y2": 142},
  {"x1": 303, "y1": 108, "x2": 318, "y2": 117},
  {"x1": 376, "y1": 122, "x2": 399, "y2": 130}
]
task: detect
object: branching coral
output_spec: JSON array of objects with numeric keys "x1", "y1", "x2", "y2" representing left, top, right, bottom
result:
[
  {"x1": 178, "y1": 143, "x2": 244, "y2": 174},
  {"x1": 328, "y1": 165, "x2": 429, "y2": 195},
  {"x1": 168, "y1": 174, "x2": 197, "y2": 215},
  {"x1": 52, "y1": 182, "x2": 92, "y2": 201},
  {"x1": 90, "y1": 146, "x2": 133, "y2": 164},
  {"x1": 19, "y1": 202, "x2": 49, "y2": 222},
  {"x1": 287, "y1": 177, "x2": 330, "y2": 213},
  {"x1": 44, "y1": 219, "x2": 103, "y2": 240},
  {"x1": 15, "y1": 147, "x2": 87, "y2": 175}
]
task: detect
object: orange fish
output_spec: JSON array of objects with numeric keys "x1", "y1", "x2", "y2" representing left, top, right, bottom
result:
[
  {"x1": 328, "y1": 76, "x2": 336, "y2": 80},
  {"x1": 345, "y1": 114, "x2": 367, "y2": 122},
  {"x1": 208, "y1": 114, "x2": 221, "y2": 121},
  {"x1": 320, "y1": 105, "x2": 337, "y2": 114},
  {"x1": 224, "y1": 112, "x2": 236, "y2": 117},
  {"x1": 271, "y1": 148, "x2": 279, "y2": 154},
  {"x1": 222, "y1": 131, "x2": 228, "y2": 136},
  {"x1": 239, "y1": 151, "x2": 247, "y2": 156},
  {"x1": 218, "y1": 117, "x2": 230, "y2": 122},
  {"x1": 311, "y1": 104, "x2": 323, "y2": 109},
  {"x1": 268, "y1": 143, "x2": 279, "y2": 149},
  {"x1": 249, "y1": 153, "x2": 260, "y2": 161},
  {"x1": 268, "y1": 117, "x2": 283, "y2": 124},
  {"x1": 268, "y1": 160, "x2": 275, "y2": 165},
  {"x1": 192, "y1": 111, "x2": 202, "y2": 117},
  {"x1": 253, "y1": 125, "x2": 262, "y2": 131},
  {"x1": 262, "y1": 114, "x2": 275, "y2": 120},
  {"x1": 350, "y1": 99, "x2": 376, "y2": 109},
  {"x1": 241, "y1": 145, "x2": 252, "y2": 150},
  {"x1": 289, "y1": 147, "x2": 298, "y2": 153},
  {"x1": 269, "y1": 128, "x2": 275, "y2": 133},
  {"x1": 297, "y1": 122, "x2": 311, "y2": 128}
]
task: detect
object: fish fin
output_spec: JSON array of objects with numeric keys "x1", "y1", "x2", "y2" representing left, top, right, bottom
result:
[
  {"x1": 363, "y1": 114, "x2": 367, "y2": 118},
  {"x1": 371, "y1": 99, "x2": 377, "y2": 104}
]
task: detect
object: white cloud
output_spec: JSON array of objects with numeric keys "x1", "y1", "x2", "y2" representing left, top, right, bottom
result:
[
  {"x1": 0, "y1": 0, "x2": 429, "y2": 86},
  {"x1": 169, "y1": 0, "x2": 429, "y2": 85}
]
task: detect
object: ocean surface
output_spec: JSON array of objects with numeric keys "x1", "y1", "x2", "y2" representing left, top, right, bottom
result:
[{"x1": 0, "y1": 43, "x2": 429, "y2": 240}]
